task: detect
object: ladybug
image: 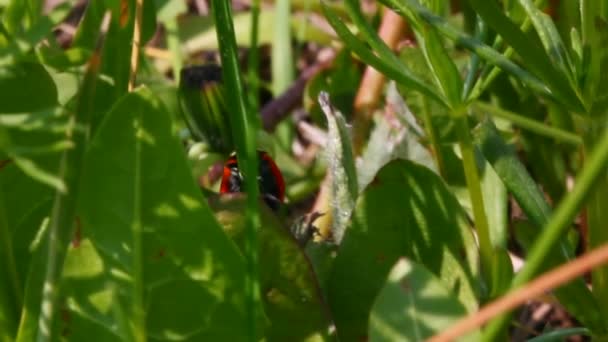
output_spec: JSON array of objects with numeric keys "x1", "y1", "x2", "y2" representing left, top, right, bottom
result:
[{"x1": 220, "y1": 151, "x2": 285, "y2": 210}]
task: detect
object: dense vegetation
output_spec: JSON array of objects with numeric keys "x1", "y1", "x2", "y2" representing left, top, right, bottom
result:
[{"x1": 1, "y1": 0, "x2": 608, "y2": 341}]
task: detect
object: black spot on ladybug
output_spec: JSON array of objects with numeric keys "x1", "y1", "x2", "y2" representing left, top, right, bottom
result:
[{"x1": 220, "y1": 151, "x2": 285, "y2": 210}]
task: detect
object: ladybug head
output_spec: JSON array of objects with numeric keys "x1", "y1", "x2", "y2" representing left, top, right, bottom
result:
[{"x1": 220, "y1": 151, "x2": 285, "y2": 210}]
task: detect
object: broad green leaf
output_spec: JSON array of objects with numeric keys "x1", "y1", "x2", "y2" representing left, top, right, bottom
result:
[
  {"x1": 319, "y1": 92, "x2": 358, "y2": 244},
  {"x1": 62, "y1": 87, "x2": 250, "y2": 340},
  {"x1": 369, "y1": 259, "x2": 479, "y2": 341},
  {"x1": 328, "y1": 160, "x2": 479, "y2": 341},
  {"x1": 0, "y1": 62, "x2": 57, "y2": 113},
  {"x1": 212, "y1": 195, "x2": 332, "y2": 341},
  {"x1": 474, "y1": 120, "x2": 605, "y2": 332}
]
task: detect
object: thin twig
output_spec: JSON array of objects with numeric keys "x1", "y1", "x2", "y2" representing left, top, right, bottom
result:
[
  {"x1": 428, "y1": 242, "x2": 608, "y2": 342},
  {"x1": 261, "y1": 50, "x2": 335, "y2": 131},
  {"x1": 128, "y1": 0, "x2": 144, "y2": 92}
]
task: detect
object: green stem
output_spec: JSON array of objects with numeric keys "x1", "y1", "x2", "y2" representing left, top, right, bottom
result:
[
  {"x1": 455, "y1": 111, "x2": 493, "y2": 286},
  {"x1": 483, "y1": 121, "x2": 608, "y2": 340},
  {"x1": 132, "y1": 115, "x2": 145, "y2": 342},
  {"x1": 212, "y1": 1, "x2": 261, "y2": 340},
  {"x1": 0, "y1": 184, "x2": 21, "y2": 340},
  {"x1": 473, "y1": 101, "x2": 582, "y2": 146},
  {"x1": 247, "y1": 0, "x2": 260, "y2": 116},
  {"x1": 586, "y1": 115, "x2": 608, "y2": 321}
]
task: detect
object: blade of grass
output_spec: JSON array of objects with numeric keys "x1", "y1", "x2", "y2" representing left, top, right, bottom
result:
[
  {"x1": 483, "y1": 123, "x2": 608, "y2": 340},
  {"x1": 518, "y1": 0, "x2": 577, "y2": 88},
  {"x1": 272, "y1": 0, "x2": 295, "y2": 147},
  {"x1": 321, "y1": 1, "x2": 447, "y2": 107},
  {"x1": 0, "y1": 183, "x2": 20, "y2": 340},
  {"x1": 32, "y1": 12, "x2": 110, "y2": 342},
  {"x1": 473, "y1": 101, "x2": 582, "y2": 146},
  {"x1": 378, "y1": 0, "x2": 553, "y2": 104},
  {"x1": 466, "y1": 0, "x2": 584, "y2": 112},
  {"x1": 211, "y1": 1, "x2": 261, "y2": 340},
  {"x1": 247, "y1": 0, "x2": 260, "y2": 115},
  {"x1": 474, "y1": 120, "x2": 604, "y2": 332}
]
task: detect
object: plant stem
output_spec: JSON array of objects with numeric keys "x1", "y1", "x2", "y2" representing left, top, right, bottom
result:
[
  {"x1": 247, "y1": 0, "x2": 260, "y2": 115},
  {"x1": 473, "y1": 101, "x2": 582, "y2": 146},
  {"x1": 586, "y1": 115, "x2": 608, "y2": 321},
  {"x1": 454, "y1": 111, "x2": 493, "y2": 287},
  {"x1": 132, "y1": 115, "x2": 145, "y2": 342},
  {"x1": 483, "y1": 120, "x2": 608, "y2": 340},
  {"x1": 212, "y1": 1, "x2": 261, "y2": 340},
  {"x1": 0, "y1": 185, "x2": 21, "y2": 339}
]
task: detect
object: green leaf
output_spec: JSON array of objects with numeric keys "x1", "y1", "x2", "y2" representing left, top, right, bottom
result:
[
  {"x1": 321, "y1": 1, "x2": 446, "y2": 107},
  {"x1": 517, "y1": 0, "x2": 576, "y2": 88},
  {"x1": 474, "y1": 120, "x2": 606, "y2": 333},
  {"x1": 319, "y1": 92, "x2": 358, "y2": 243},
  {"x1": 416, "y1": 24, "x2": 463, "y2": 107},
  {"x1": 212, "y1": 196, "x2": 332, "y2": 341},
  {"x1": 0, "y1": 62, "x2": 57, "y2": 113},
  {"x1": 369, "y1": 259, "x2": 479, "y2": 341},
  {"x1": 378, "y1": 0, "x2": 555, "y2": 104},
  {"x1": 62, "y1": 87, "x2": 250, "y2": 340},
  {"x1": 479, "y1": 150, "x2": 508, "y2": 248},
  {"x1": 328, "y1": 160, "x2": 479, "y2": 341},
  {"x1": 72, "y1": 0, "x2": 156, "y2": 98},
  {"x1": 387, "y1": 1, "x2": 462, "y2": 107},
  {"x1": 466, "y1": 0, "x2": 583, "y2": 111},
  {"x1": 357, "y1": 83, "x2": 437, "y2": 191}
]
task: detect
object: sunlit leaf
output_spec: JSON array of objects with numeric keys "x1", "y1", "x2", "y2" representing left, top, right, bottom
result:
[
  {"x1": 328, "y1": 160, "x2": 479, "y2": 341},
  {"x1": 369, "y1": 259, "x2": 479, "y2": 341}
]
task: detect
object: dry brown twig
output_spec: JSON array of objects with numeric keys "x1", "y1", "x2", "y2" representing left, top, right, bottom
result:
[
  {"x1": 428, "y1": 242, "x2": 608, "y2": 341},
  {"x1": 128, "y1": 0, "x2": 145, "y2": 92}
]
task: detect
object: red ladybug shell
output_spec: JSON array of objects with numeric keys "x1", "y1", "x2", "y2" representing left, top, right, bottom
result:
[{"x1": 220, "y1": 151, "x2": 285, "y2": 207}]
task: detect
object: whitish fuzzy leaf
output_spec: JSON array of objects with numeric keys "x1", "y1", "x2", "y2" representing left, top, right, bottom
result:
[{"x1": 319, "y1": 91, "x2": 358, "y2": 244}]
